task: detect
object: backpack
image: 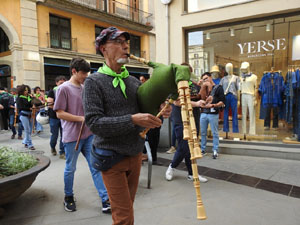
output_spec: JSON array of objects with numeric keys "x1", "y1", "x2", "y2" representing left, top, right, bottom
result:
[{"x1": 0, "y1": 93, "x2": 10, "y2": 109}]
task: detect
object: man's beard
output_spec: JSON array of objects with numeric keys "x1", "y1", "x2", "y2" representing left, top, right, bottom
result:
[{"x1": 117, "y1": 58, "x2": 129, "y2": 64}]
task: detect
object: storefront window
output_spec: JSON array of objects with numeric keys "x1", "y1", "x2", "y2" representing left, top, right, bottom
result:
[{"x1": 187, "y1": 14, "x2": 300, "y2": 142}]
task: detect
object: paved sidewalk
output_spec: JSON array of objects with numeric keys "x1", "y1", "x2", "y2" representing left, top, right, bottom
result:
[
  {"x1": 1, "y1": 126, "x2": 300, "y2": 225},
  {"x1": 159, "y1": 151, "x2": 300, "y2": 187}
]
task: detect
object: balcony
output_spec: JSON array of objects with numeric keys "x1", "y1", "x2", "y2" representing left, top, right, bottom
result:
[
  {"x1": 68, "y1": 0, "x2": 153, "y2": 26},
  {"x1": 46, "y1": 32, "x2": 77, "y2": 52}
]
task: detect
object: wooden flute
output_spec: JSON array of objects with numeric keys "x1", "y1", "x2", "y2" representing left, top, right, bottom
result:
[{"x1": 178, "y1": 81, "x2": 206, "y2": 220}]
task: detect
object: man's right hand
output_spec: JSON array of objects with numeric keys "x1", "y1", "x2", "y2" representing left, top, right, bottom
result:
[{"x1": 132, "y1": 113, "x2": 162, "y2": 129}]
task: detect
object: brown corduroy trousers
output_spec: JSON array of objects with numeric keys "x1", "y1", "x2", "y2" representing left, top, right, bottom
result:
[{"x1": 102, "y1": 153, "x2": 142, "y2": 225}]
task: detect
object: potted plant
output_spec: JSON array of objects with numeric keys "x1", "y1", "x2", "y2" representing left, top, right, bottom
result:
[{"x1": 0, "y1": 146, "x2": 50, "y2": 216}]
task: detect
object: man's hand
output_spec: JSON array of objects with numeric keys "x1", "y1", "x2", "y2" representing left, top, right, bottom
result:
[
  {"x1": 159, "y1": 102, "x2": 172, "y2": 118},
  {"x1": 173, "y1": 99, "x2": 181, "y2": 107},
  {"x1": 197, "y1": 79, "x2": 204, "y2": 87},
  {"x1": 0, "y1": 104, "x2": 3, "y2": 110},
  {"x1": 132, "y1": 113, "x2": 162, "y2": 129}
]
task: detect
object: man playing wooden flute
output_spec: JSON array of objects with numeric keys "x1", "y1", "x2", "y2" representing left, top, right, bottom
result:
[{"x1": 83, "y1": 27, "x2": 171, "y2": 225}]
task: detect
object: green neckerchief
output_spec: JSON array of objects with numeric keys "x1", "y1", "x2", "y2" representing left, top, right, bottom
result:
[
  {"x1": 98, "y1": 63, "x2": 129, "y2": 98},
  {"x1": 35, "y1": 93, "x2": 41, "y2": 98},
  {"x1": 53, "y1": 86, "x2": 58, "y2": 90},
  {"x1": 189, "y1": 81, "x2": 193, "y2": 86},
  {"x1": 19, "y1": 95, "x2": 31, "y2": 102}
]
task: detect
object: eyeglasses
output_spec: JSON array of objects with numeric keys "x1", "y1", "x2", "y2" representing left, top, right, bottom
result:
[{"x1": 107, "y1": 39, "x2": 129, "y2": 45}]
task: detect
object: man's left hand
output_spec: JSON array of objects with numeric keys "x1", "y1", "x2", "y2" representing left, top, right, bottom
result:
[{"x1": 159, "y1": 102, "x2": 172, "y2": 118}]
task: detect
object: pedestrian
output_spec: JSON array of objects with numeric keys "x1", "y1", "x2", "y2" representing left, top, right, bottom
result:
[
  {"x1": 47, "y1": 75, "x2": 66, "y2": 159},
  {"x1": 165, "y1": 101, "x2": 208, "y2": 182},
  {"x1": 11, "y1": 86, "x2": 24, "y2": 139},
  {"x1": 8, "y1": 88, "x2": 19, "y2": 139},
  {"x1": 139, "y1": 74, "x2": 150, "y2": 162},
  {"x1": 0, "y1": 87, "x2": 11, "y2": 130},
  {"x1": 33, "y1": 86, "x2": 44, "y2": 134},
  {"x1": 54, "y1": 58, "x2": 110, "y2": 213},
  {"x1": 83, "y1": 26, "x2": 171, "y2": 225},
  {"x1": 16, "y1": 84, "x2": 36, "y2": 150},
  {"x1": 165, "y1": 63, "x2": 207, "y2": 183},
  {"x1": 139, "y1": 74, "x2": 163, "y2": 164},
  {"x1": 197, "y1": 72, "x2": 225, "y2": 159}
]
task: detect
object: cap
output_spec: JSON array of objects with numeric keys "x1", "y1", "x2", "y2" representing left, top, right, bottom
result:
[
  {"x1": 210, "y1": 65, "x2": 220, "y2": 73},
  {"x1": 95, "y1": 27, "x2": 130, "y2": 54},
  {"x1": 241, "y1": 62, "x2": 250, "y2": 69}
]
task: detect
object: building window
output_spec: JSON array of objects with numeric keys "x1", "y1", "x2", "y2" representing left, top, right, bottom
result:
[
  {"x1": 130, "y1": 34, "x2": 141, "y2": 57},
  {"x1": 186, "y1": 0, "x2": 256, "y2": 13},
  {"x1": 194, "y1": 68, "x2": 199, "y2": 75},
  {"x1": 50, "y1": 15, "x2": 71, "y2": 50},
  {"x1": 194, "y1": 53, "x2": 199, "y2": 58},
  {"x1": 0, "y1": 27, "x2": 9, "y2": 53}
]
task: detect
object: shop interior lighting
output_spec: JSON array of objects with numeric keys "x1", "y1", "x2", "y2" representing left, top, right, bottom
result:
[
  {"x1": 206, "y1": 32, "x2": 211, "y2": 40},
  {"x1": 249, "y1": 26, "x2": 253, "y2": 34},
  {"x1": 230, "y1": 28, "x2": 235, "y2": 37},
  {"x1": 266, "y1": 23, "x2": 271, "y2": 32}
]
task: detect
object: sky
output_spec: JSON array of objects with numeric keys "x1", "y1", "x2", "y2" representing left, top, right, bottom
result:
[{"x1": 188, "y1": 31, "x2": 203, "y2": 46}]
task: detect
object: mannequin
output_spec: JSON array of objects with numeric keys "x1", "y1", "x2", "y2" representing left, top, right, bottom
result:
[
  {"x1": 220, "y1": 63, "x2": 240, "y2": 133},
  {"x1": 211, "y1": 65, "x2": 221, "y2": 85},
  {"x1": 240, "y1": 62, "x2": 257, "y2": 135}
]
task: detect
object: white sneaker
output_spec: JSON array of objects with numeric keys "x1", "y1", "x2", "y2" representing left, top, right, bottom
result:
[
  {"x1": 165, "y1": 164, "x2": 174, "y2": 181},
  {"x1": 212, "y1": 150, "x2": 218, "y2": 159},
  {"x1": 187, "y1": 175, "x2": 208, "y2": 183}
]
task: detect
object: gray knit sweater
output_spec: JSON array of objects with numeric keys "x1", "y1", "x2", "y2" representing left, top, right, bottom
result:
[{"x1": 82, "y1": 72, "x2": 145, "y2": 156}]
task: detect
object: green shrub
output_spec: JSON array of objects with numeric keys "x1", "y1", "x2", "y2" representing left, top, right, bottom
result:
[{"x1": 0, "y1": 146, "x2": 38, "y2": 178}]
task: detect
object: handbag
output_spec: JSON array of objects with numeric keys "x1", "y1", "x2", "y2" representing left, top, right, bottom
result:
[{"x1": 91, "y1": 146, "x2": 125, "y2": 171}]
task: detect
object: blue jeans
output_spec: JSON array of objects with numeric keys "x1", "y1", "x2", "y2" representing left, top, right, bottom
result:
[
  {"x1": 35, "y1": 111, "x2": 43, "y2": 132},
  {"x1": 63, "y1": 135, "x2": 108, "y2": 203},
  {"x1": 49, "y1": 118, "x2": 64, "y2": 155},
  {"x1": 19, "y1": 112, "x2": 33, "y2": 148},
  {"x1": 223, "y1": 93, "x2": 239, "y2": 133},
  {"x1": 171, "y1": 121, "x2": 176, "y2": 147},
  {"x1": 9, "y1": 114, "x2": 16, "y2": 135},
  {"x1": 200, "y1": 113, "x2": 219, "y2": 152},
  {"x1": 171, "y1": 124, "x2": 192, "y2": 175}
]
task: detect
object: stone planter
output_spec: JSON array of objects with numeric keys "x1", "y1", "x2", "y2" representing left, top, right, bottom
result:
[{"x1": 0, "y1": 154, "x2": 50, "y2": 207}]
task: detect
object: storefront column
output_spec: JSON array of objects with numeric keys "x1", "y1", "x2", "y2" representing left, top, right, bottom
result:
[
  {"x1": 20, "y1": 0, "x2": 42, "y2": 88},
  {"x1": 10, "y1": 43, "x2": 24, "y2": 87}
]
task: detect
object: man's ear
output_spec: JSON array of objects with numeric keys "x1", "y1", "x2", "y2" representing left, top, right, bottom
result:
[
  {"x1": 99, "y1": 45, "x2": 105, "y2": 55},
  {"x1": 71, "y1": 68, "x2": 77, "y2": 75}
]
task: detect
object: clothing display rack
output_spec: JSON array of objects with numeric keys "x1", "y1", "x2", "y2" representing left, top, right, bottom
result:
[{"x1": 283, "y1": 65, "x2": 300, "y2": 143}]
